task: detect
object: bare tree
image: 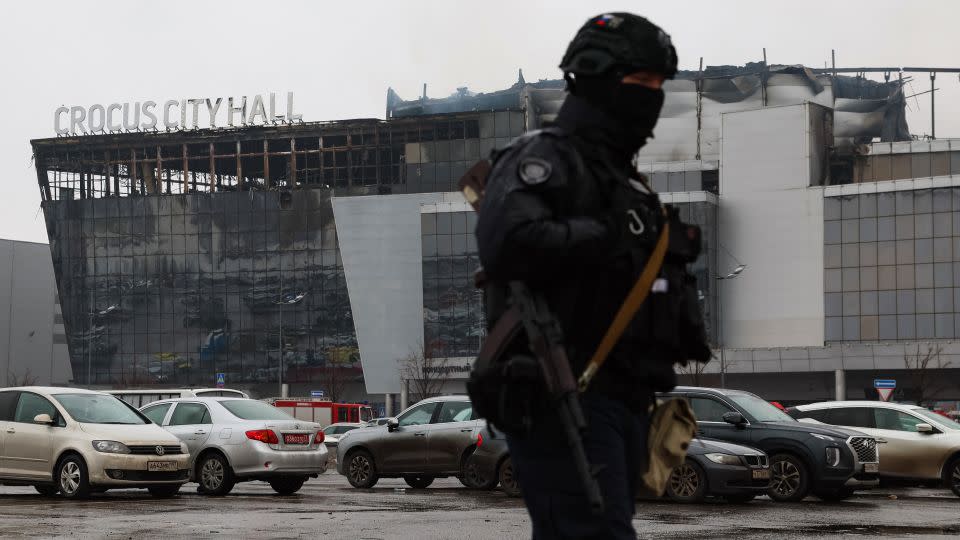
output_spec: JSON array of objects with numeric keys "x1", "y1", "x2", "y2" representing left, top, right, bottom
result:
[
  {"x1": 676, "y1": 361, "x2": 710, "y2": 386},
  {"x1": 317, "y1": 358, "x2": 350, "y2": 403},
  {"x1": 399, "y1": 343, "x2": 453, "y2": 403},
  {"x1": 903, "y1": 344, "x2": 950, "y2": 406},
  {"x1": 7, "y1": 368, "x2": 39, "y2": 386}
]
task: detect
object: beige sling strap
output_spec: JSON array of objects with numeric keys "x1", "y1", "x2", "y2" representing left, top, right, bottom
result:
[{"x1": 577, "y1": 209, "x2": 670, "y2": 393}]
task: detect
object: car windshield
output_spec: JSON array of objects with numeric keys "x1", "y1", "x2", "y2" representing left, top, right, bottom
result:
[
  {"x1": 219, "y1": 400, "x2": 296, "y2": 420},
  {"x1": 911, "y1": 408, "x2": 960, "y2": 430},
  {"x1": 54, "y1": 393, "x2": 147, "y2": 424},
  {"x1": 728, "y1": 394, "x2": 796, "y2": 423}
]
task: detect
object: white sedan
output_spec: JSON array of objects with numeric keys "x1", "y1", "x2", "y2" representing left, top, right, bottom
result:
[{"x1": 141, "y1": 397, "x2": 327, "y2": 495}]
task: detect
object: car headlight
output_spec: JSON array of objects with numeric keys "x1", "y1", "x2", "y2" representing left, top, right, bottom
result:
[
  {"x1": 825, "y1": 447, "x2": 841, "y2": 467},
  {"x1": 92, "y1": 440, "x2": 131, "y2": 454},
  {"x1": 705, "y1": 453, "x2": 742, "y2": 466},
  {"x1": 810, "y1": 433, "x2": 837, "y2": 442}
]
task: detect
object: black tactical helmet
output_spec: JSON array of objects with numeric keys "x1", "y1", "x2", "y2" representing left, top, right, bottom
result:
[{"x1": 560, "y1": 13, "x2": 678, "y2": 79}]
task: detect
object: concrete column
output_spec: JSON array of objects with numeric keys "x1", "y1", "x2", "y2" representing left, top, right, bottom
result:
[
  {"x1": 834, "y1": 369, "x2": 846, "y2": 401},
  {"x1": 384, "y1": 393, "x2": 393, "y2": 417},
  {"x1": 399, "y1": 379, "x2": 408, "y2": 412},
  {"x1": 281, "y1": 383, "x2": 289, "y2": 398}
]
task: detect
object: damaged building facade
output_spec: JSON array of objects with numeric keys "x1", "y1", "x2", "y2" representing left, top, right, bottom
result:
[{"x1": 32, "y1": 62, "x2": 960, "y2": 408}]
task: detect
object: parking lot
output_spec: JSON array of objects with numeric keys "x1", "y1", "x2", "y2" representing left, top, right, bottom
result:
[{"x1": 1, "y1": 473, "x2": 958, "y2": 539}]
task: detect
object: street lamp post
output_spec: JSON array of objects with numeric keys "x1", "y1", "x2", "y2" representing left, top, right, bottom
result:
[
  {"x1": 87, "y1": 299, "x2": 92, "y2": 386},
  {"x1": 278, "y1": 270, "x2": 284, "y2": 398},
  {"x1": 716, "y1": 264, "x2": 746, "y2": 388},
  {"x1": 275, "y1": 271, "x2": 306, "y2": 398}
]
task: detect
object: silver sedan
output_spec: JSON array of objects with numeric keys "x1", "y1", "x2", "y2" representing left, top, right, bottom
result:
[{"x1": 140, "y1": 397, "x2": 328, "y2": 495}]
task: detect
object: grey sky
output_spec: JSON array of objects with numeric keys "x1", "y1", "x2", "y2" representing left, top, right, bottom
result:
[{"x1": 2, "y1": 0, "x2": 958, "y2": 243}]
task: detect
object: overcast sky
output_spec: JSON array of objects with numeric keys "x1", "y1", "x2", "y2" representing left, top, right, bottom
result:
[{"x1": 2, "y1": 0, "x2": 958, "y2": 243}]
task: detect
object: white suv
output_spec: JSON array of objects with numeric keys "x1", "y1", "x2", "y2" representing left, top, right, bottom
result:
[{"x1": 786, "y1": 401, "x2": 960, "y2": 496}]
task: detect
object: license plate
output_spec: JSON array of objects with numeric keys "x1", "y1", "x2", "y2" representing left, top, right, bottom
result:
[
  {"x1": 752, "y1": 469, "x2": 771, "y2": 480},
  {"x1": 284, "y1": 433, "x2": 310, "y2": 445},
  {"x1": 148, "y1": 461, "x2": 177, "y2": 472},
  {"x1": 864, "y1": 462, "x2": 879, "y2": 473}
]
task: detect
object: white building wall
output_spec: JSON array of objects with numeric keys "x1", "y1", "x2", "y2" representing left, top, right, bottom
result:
[
  {"x1": 0, "y1": 239, "x2": 72, "y2": 385},
  {"x1": 333, "y1": 193, "x2": 462, "y2": 395},
  {"x1": 719, "y1": 104, "x2": 825, "y2": 348}
]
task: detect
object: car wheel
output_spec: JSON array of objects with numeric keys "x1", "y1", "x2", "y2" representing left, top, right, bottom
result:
[
  {"x1": 767, "y1": 454, "x2": 809, "y2": 502},
  {"x1": 460, "y1": 458, "x2": 497, "y2": 490},
  {"x1": 498, "y1": 457, "x2": 521, "y2": 498},
  {"x1": 34, "y1": 485, "x2": 58, "y2": 497},
  {"x1": 269, "y1": 476, "x2": 306, "y2": 495},
  {"x1": 665, "y1": 459, "x2": 708, "y2": 503},
  {"x1": 197, "y1": 453, "x2": 235, "y2": 496},
  {"x1": 944, "y1": 457, "x2": 960, "y2": 497},
  {"x1": 814, "y1": 488, "x2": 854, "y2": 502},
  {"x1": 56, "y1": 455, "x2": 91, "y2": 499},
  {"x1": 147, "y1": 485, "x2": 181, "y2": 498},
  {"x1": 403, "y1": 475, "x2": 434, "y2": 489},
  {"x1": 346, "y1": 450, "x2": 378, "y2": 489},
  {"x1": 724, "y1": 493, "x2": 756, "y2": 503}
]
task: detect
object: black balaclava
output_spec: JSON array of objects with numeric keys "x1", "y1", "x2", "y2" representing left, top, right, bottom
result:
[{"x1": 572, "y1": 73, "x2": 665, "y2": 156}]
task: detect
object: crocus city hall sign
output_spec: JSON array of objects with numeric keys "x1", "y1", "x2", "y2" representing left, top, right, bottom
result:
[{"x1": 54, "y1": 92, "x2": 302, "y2": 136}]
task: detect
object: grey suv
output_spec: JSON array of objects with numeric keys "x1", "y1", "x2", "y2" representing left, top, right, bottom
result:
[
  {"x1": 336, "y1": 396, "x2": 482, "y2": 489},
  {"x1": 663, "y1": 387, "x2": 880, "y2": 501}
]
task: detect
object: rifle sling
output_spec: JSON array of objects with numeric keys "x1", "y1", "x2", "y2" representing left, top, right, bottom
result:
[{"x1": 577, "y1": 212, "x2": 670, "y2": 393}]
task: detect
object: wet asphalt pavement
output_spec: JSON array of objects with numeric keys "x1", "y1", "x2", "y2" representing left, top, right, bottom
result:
[{"x1": 0, "y1": 473, "x2": 957, "y2": 539}]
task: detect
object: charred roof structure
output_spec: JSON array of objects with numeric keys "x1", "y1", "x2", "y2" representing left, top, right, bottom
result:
[
  {"x1": 31, "y1": 113, "x2": 515, "y2": 204},
  {"x1": 387, "y1": 62, "x2": 914, "y2": 162}
]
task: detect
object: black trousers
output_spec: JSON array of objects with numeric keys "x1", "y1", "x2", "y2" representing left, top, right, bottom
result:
[{"x1": 506, "y1": 394, "x2": 650, "y2": 540}]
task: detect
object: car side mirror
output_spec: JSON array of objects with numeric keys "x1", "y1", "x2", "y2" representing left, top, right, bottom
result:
[
  {"x1": 33, "y1": 413, "x2": 54, "y2": 425},
  {"x1": 916, "y1": 423, "x2": 934, "y2": 434},
  {"x1": 387, "y1": 418, "x2": 399, "y2": 432},
  {"x1": 722, "y1": 412, "x2": 747, "y2": 427}
]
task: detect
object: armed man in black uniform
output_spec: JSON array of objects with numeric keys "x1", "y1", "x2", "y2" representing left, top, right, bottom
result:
[{"x1": 472, "y1": 12, "x2": 710, "y2": 540}]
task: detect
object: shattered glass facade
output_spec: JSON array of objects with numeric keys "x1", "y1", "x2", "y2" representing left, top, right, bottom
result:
[
  {"x1": 44, "y1": 190, "x2": 355, "y2": 386},
  {"x1": 421, "y1": 210, "x2": 483, "y2": 359},
  {"x1": 33, "y1": 111, "x2": 525, "y2": 386},
  {"x1": 678, "y1": 201, "x2": 719, "y2": 345}
]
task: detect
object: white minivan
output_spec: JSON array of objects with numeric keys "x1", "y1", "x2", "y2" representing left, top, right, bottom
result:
[
  {"x1": 109, "y1": 388, "x2": 249, "y2": 408},
  {"x1": 0, "y1": 386, "x2": 190, "y2": 498}
]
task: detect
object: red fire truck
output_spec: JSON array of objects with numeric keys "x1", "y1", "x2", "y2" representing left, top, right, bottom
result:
[{"x1": 272, "y1": 398, "x2": 374, "y2": 426}]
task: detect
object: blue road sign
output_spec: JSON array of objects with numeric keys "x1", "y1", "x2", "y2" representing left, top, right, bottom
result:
[
  {"x1": 874, "y1": 379, "x2": 896, "y2": 389},
  {"x1": 311, "y1": 390, "x2": 325, "y2": 398},
  {"x1": 216, "y1": 372, "x2": 226, "y2": 388}
]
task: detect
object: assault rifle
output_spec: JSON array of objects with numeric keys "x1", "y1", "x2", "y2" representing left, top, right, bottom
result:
[
  {"x1": 507, "y1": 281, "x2": 605, "y2": 515},
  {"x1": 459, "y1": 160, "x2": 605, "y2": 515}
]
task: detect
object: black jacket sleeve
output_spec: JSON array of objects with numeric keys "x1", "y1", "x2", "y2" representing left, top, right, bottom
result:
[{"x1": 476, "y1": 136, "x2": 613, "y2": 280}]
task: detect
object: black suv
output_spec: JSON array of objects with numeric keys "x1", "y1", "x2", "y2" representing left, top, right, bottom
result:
[{"x1": 662, "y1": 387, "x2": 880, "y2": 501}]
